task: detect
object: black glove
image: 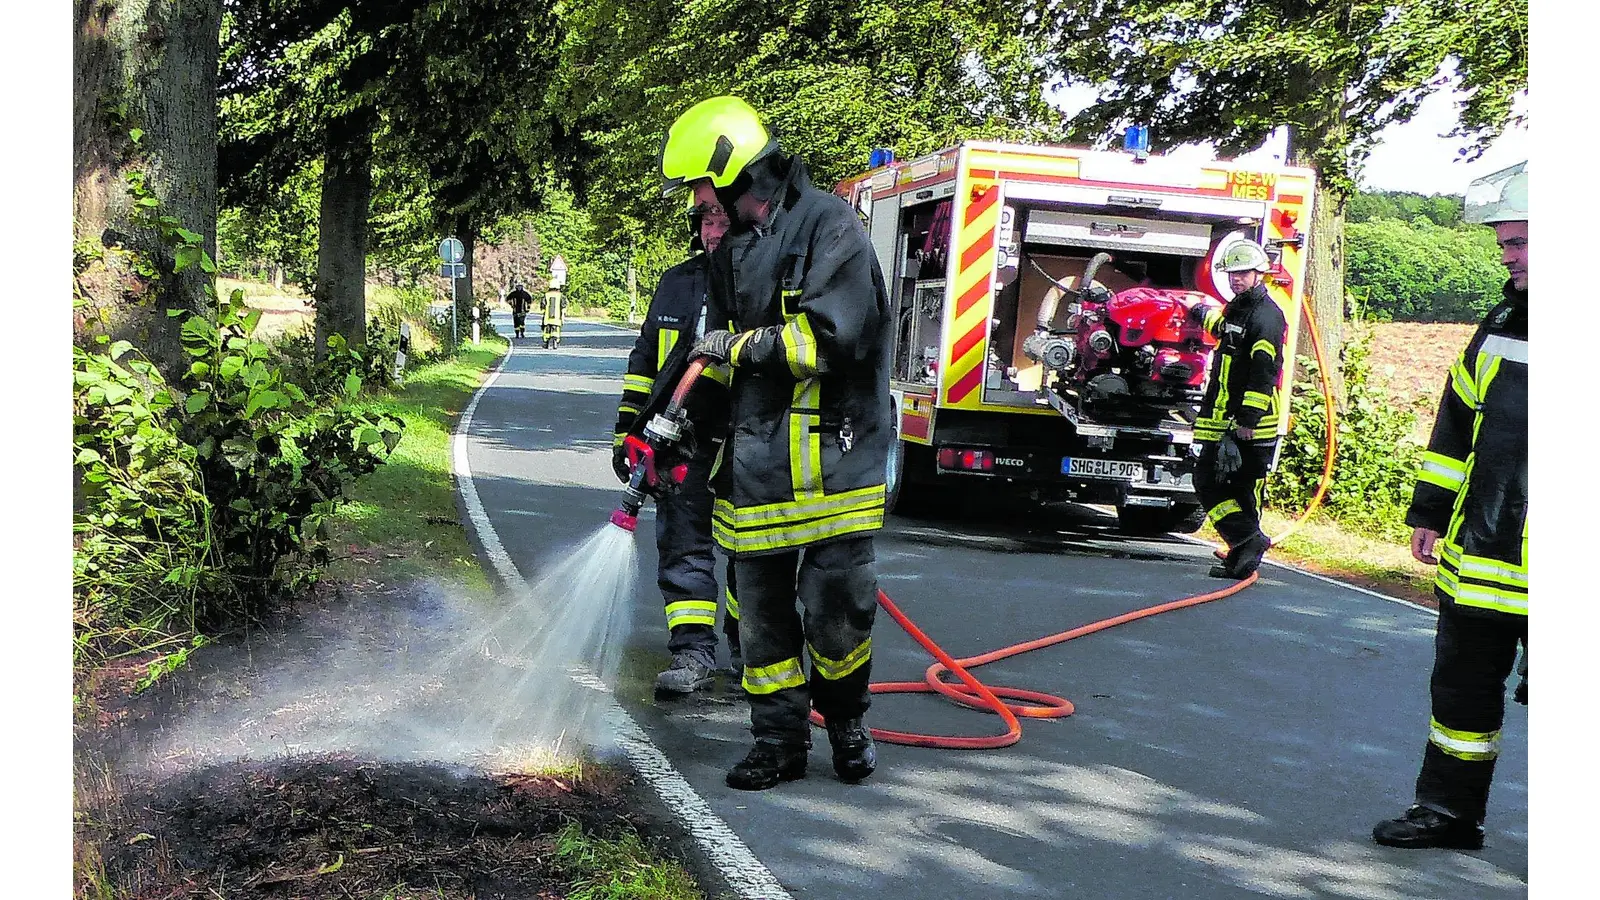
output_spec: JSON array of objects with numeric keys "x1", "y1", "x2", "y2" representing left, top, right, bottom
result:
[
  {"x1": 693, "y1": 329, "x2": 740, "y2": 365},
  {"x1": 1213, "y1": 431, "x2": 1244, "y2": 481},
  {"x1": 612, "y1": 438, "x2": 632, "y2": 484}
]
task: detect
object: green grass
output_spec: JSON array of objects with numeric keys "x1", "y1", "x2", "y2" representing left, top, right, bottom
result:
[
  {"x1": 554, "y1": 822, "x2": 705, "y2": 900},
  {"x1": 327, "y1": 338, "x2": 508, "y2": 588}
]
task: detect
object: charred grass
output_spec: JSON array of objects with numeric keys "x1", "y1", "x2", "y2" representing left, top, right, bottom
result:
[{"x1": 75, "y1": 752, "x2": 699, "y2": 900}]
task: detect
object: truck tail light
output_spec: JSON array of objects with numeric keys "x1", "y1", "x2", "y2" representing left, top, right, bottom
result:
[{"x1": 937, "y1": 447, "x2": 994, "y2": 472}]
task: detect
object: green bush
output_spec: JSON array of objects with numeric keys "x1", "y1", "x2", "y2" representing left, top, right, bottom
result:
[
  {"x1": 74, "y1": 290, "x2": 405, "y2": 666},
  {"x1": 1267, "y1": 330, "x2": 1425, "y2": 541}
]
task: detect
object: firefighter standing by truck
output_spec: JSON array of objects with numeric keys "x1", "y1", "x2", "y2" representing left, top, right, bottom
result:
[
  {"x1": 1372, "y1": 162, "x2": 1528, "y2": 851},
  {"x1": 660, "y1": 96, "x2": 893, "y2": 791},
  {"x1": 612, "y1": 197, "x2": 744, "y2": 696},
  {"x1": 1191, "y1": 239, "x2": 1287, "y2": 580}
]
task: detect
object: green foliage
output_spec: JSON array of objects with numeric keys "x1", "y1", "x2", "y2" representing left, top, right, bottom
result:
[
  {"x1": 73, "y1": 340, "x2": 215, "y2": 662},
  {"x1": 1029, "y1": 0, "x2": 1528, "y2": 196},
  {"x1": 1348, "y1": 190, "x2": 1464, "y2": 227},
  {"x1": 1345, "y1": 218, "x2": 1505, "y2": 322},
  {"x1": 1267, "y1": 331, "x2": 1424, "y2": 541},
  {"x1": 176, "y1": 290, "x2": 405, "y2": 607},
  {"x1": 552, "y1": 822, "x2": 704, "y2": 900},
  {"x1": 74, "y1": 286, "x2": 406, "y2": 667},
  {"x1": 553, "y1": 0, "x2": 1057, "y2": 236},
  {"x1": 216, "y1": 160, "x2": 322, "y2": 289}
]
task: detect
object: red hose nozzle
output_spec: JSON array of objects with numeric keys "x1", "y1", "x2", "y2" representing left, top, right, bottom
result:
[{"x1": 610, "y1": 508, "x2": 638, "y2": 532}]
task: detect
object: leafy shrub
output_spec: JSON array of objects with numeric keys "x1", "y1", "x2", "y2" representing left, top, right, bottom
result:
[
  {"x1": 74, "y1": 289, "x2": 405, "y2": 665},
  {"x1": 1267, "y1": 329, "x2": 1426, "y2": 541}
]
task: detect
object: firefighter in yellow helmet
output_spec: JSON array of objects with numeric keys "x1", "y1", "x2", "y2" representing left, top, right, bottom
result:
[
  {"x1": 1190, "y1": 238, "x2": 1287, "y2": 579},
  {"x1": 660, "y1": 96, "x2": 893, "y2": 791},
  {"x1": 1373, "y1": 162, "x2": 1527, "y2": 850}
]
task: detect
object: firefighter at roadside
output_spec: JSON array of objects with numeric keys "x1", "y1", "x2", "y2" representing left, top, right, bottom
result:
[
  {"x1": 661, "y1": 96, "x2": 893, "y2": 791},
  {"x1": 611, "y1": 197, "x2": 744, "y2": 697},
  {"x1": 540, "y1": 286, "x2": 565, "y2": 348},
  {"x1": 1190, "y1": 239, "x2": 1287, "y2": 579},
  {"x1": 1372, "y1": 162, "x2": 1528, "y2": 851},
  {"x1": 506, "y1": 281, "x2": 534, "y2": 339}
]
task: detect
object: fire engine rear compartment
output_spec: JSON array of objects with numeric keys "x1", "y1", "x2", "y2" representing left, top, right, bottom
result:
[{"x1": 882, "y1": 181, "x2": 1274, "y2": 531}]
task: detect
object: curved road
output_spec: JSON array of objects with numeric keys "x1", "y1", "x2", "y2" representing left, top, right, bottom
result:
[{"x1": 462, "y1": 319, "x2": 1527, "y2": 900}]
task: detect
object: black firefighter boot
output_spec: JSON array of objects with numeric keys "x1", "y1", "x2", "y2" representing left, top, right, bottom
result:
[
  {"x1": 1210, "y1": 531, "x2": 1271, "y2": 580},
  {"x1": 1373, "y1": 805, "x2": 1485, "y2": 850},
  {"x1": 826, "y1": 718, "x2": 877, "y2": 783},
  {"x1": 725, "y1": 742, "x2": 809, "y2": 791}
]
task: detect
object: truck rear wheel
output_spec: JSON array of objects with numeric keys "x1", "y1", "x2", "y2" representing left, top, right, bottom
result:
[
  {"x1": 885, "y1": 405, "x2": 934, "y2": 517},
  {"x1": 1117, "y1": 503, "x2": 1205, "y2": 536}
]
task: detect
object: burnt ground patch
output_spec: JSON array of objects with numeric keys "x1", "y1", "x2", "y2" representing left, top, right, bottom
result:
[
  {"x1": 73, "y1": 576, "x2": 715, "y2": 900},
  {"x1": 81, "y1": 754, "x2": 639, "y2": 899}
]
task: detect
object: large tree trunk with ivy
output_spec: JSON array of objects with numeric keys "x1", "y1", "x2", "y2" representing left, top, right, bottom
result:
[
  {"x1": 74, "y1": 0, "x2": 224, "y2": 379},
  {"x1": 313, "y1": 111, "x2": 374, "y2": 355}
]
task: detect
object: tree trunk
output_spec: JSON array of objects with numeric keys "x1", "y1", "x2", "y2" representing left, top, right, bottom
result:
[
  {"x1": 452, "y1": 214, "x2": 476, "y2": 346},
  {"x1": 74, "y1": 0, "x2": 224, "y2": 379},
  {"x1": 1287, "y1": 126, "x2": 1348, "y2": 400},
  {"x1": 1301, "y1": 178, "x2": 1347, "y2": 395},
  {"x1": 313, "y1": 110, "x2": 374, "y2": 356}
]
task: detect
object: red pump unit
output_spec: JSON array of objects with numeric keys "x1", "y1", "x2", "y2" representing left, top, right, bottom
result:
[{"x1": 1024, "y1": 252, "x2": 1223, "y2": 421}]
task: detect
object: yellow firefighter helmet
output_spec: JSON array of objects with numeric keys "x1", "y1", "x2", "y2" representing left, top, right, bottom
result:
[{"x1": 658, "y1": 96, "x2": 779, "y2": 197}]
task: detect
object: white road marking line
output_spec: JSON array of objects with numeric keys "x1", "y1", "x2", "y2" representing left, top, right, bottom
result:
[{"x1": 453, "y1": 340, "x2": 795, "y2": 900}]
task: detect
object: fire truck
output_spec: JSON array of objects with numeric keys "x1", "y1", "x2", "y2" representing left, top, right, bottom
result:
[{"x1": 834, "y1": 139, "x2": 1316, "y2": 534}]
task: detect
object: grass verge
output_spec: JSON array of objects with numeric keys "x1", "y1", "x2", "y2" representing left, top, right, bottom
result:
[
  {"x1": 554, "y1": 820, "x2": 706, "y2": 900},
  {"x1": 1199, "y1": 510, "x2": 1436, "y2": 607},
  {"x1": 325, "y1": 337, "x2": 508, "y2": 589}
]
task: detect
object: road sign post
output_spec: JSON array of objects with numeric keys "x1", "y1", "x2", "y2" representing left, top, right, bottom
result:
[{"x1": 439, "y1": 238, "x2": 466, "y2": 349}]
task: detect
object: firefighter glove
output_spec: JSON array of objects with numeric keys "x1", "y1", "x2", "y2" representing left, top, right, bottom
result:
[
  {"x1": 612, "y1": 435, "x2": 632, "y2": 484},
  {"x1": 1213, "y1": 430, "x2": 1244, "y2": 481},
  {"x1": 693, "y1": 329, "x2": 741, "y2": 366}
]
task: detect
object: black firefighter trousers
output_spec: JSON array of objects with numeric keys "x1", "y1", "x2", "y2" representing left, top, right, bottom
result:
[
  {"x1": 1194, "y1": 438, "x2": 1276, "y2": 548},
  {"x1": 657, "y1": 448, "x2": 739, "y2": 665},
  {"x1": 1413, "y1": 598, "x2": 1527, "y2": 824},
  {"x1": 735, "y1": 536, "x2": 878, "y2": 746}
]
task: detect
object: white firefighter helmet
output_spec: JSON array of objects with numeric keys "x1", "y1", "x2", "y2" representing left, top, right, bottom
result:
[
  {"x1": 1464, "y1": 161, "x2": 1527, "y2": 225},
  {"x1": 1215, "y1": 239, "x2": 1272, "y2": 273}
]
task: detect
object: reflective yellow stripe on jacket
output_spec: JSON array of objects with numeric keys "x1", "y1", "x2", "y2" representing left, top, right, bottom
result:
[
  {"x1": 713, "y1": 486, "x2": 886, "y2": 555},
  {"x1": 658, "y1": 329, "x2": 680, "y2": 371}
]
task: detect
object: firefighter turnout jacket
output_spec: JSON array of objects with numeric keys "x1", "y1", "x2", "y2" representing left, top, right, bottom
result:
[
  {"x1": 612, "y1": 254, "x2": 726, "y2": 447},
  {"x1": 1407, "y1": 282, "x2": 1528, "y2": 616},
  {"x1": 1195, "y1": 282, "x2": 1287, "y2": 442},
  {"x1": 704, "y1": 157, "x2": 893, "y2": 557}
]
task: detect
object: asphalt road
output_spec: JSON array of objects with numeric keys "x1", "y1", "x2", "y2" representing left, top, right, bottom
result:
[{"x1": 463, "y1": 319, "x2": 1528, "y2": 900}]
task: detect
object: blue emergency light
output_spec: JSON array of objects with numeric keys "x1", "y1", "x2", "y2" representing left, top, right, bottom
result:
[
  {"x1": 869, "y1": 148, "x2": 896, "y2": 169},
  {"x1": 1124, "y1": 126, "x2": 1151, "y2": 161}
]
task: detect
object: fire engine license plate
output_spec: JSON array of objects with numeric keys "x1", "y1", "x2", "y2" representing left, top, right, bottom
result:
[{"x1": 1062, "y1": 457, "x2": 1144, "y2": 480}]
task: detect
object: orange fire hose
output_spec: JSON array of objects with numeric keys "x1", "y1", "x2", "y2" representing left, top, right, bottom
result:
[{"x1": 802, "y1": 302, "x2": 1338, "y2": 749}]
